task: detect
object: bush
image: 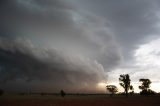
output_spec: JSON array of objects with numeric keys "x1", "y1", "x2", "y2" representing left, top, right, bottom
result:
[
  {"x1": 140, "y1": 89, "x2": 156, "y2": 96},
  {"x1": 0, "y1": 89, "x2": 4, "y2": 96},
  {"x1": 60, "y1": 90, "x2": 66, "y2": 97}
]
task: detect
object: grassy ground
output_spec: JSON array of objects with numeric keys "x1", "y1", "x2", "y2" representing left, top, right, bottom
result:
[{"x1": 0, "y1": 94, "x2": 160, "y2": 106}]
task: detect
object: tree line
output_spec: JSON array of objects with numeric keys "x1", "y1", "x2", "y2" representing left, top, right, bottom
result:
[
  {"x1": 106, "y1": 74, "x2": 156, "y2": 97},
  {"x1": 0, "y1": 74, "x2": 156, "y2": 97}
]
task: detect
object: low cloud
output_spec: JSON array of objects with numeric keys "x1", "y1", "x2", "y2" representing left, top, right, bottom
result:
[
  {"x1": 0, "y1": 0, "x2": 135, "y2": 92},
  {"x1": 0, "y1": 38, "x2": 106, "y2": 92}
]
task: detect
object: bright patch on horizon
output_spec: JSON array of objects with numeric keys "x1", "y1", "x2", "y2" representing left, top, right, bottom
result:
[
  {"x1": 96, "y1": 82, "x2": 107, "y2": 93},
  {"x1": 97, "y1": 82, "x2": 106, "y2": 87}
]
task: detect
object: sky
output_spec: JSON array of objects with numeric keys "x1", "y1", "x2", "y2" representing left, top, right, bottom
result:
[{"x1": 0, "y1": 0, "x2": 160, "y2": 93}]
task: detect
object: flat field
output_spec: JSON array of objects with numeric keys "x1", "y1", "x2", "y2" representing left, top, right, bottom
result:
[{"x1": 0, "y1": 94, "x2": 160, "y2": 106}]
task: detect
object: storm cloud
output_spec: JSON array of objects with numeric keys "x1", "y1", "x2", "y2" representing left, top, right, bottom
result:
[
  {"x1": 0, "y1": 0, "x2": 122, "y2": 92},
  {"x1": 1, "y1": 0, "x2": 160, "y2": 93},
  {"x1": 0, "y1": 38, "x2": 106, "y2": 92}
]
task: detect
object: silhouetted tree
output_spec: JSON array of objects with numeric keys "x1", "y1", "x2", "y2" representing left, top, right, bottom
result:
[
  {"x1": 119, "y1": 74, "x2": 132, "y2": 97},
  {"x1": 139, "y1": 79, "x2": 155, "y2": 96},
  {"x1": 106, "y1": 85, "x2": 118, "y2": 97},
  {"x1": 60, "y1": 90, "x2": 66, "y2": 97},
  {"x1": 41, "y1": 92, "x2": 45, "y2": 96},
  {"x1": 0, "y1": 89, "x2": 4, "y2": 96},
  {"x1": 129, "y1": 85, "x2": 134, "y2": 95}
]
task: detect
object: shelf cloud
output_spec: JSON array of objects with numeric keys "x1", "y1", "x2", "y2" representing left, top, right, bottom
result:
[{"x1": 1, "y1": 0, "x2": 160, "y2": 93}]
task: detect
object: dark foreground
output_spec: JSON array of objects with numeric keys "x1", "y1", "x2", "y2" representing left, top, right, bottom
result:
[{"x1": 0, "y1": 95, "x2": 160, "y2": 106}]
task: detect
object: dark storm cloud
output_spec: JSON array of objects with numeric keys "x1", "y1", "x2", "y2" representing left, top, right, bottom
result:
[
  {"x1": 0, "y1": 0, "x2": 122, "y2": 69},
  {"x1": 0, "y1": 38, "x2": 106, "y2": 92},
  {"x1": 0, "y1": 0, "x2": 74, "y2": 32},
  {"x1": 2, "y1": 0, "x2": 160, "y2": 92},
  {"x1": 72, "y1": 0, "x2": 160, "y2": 58},
  {"x1": 0, "y1": 0, "x2": 114, "y2": 92}
]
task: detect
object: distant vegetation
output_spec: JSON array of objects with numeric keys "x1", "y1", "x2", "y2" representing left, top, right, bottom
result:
[
  {"x1": 139, "y1": 79, "x2": 155, "y2": 96},
  {"x1": 106, "y1": 74, "x2": 156, "y2": 97},
  {"x1": 60, "y1": 90, "x2": 66, "y2": 97},
  {"x1": 106, "y1": 85, "x2": 118, "y2": 97},
  {"x1": 0, "y1": 89, "x2": 4, "y2": 96},
  {"x1": 119, "y1": 74, "x2": 133, "y2": 97},
  {"x1": 0, "y1": 74, "x2": 157, "y2": 97}
]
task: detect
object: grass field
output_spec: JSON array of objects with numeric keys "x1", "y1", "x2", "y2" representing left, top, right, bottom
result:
[{"x1": 0, "y1": 94, "x2": 160, "y2": 106}]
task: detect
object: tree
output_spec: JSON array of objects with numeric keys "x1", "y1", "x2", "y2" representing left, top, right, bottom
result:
[
  {"x1": 60, "y1": 90, "x2": 66, "y2": 97},
  {"x1": 129, "y1": 85, "x2": 134, "y2": 95},
  {"x1": 106, "y1": 85, "x2": 118, "y2": 97},
  {"x1": 139, "y1": 79, "x2": 155, "y2": 96},
  {"x1": 0, "y1": 89, "x2": 4, "y2": 96},
  {"x1": 119, "y1": 74, "x2": 132, "y2": 97}
]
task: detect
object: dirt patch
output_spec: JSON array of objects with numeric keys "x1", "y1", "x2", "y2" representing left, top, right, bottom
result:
[{"x1": 0, "y1": 95, "x2": 160, "y2": 106}]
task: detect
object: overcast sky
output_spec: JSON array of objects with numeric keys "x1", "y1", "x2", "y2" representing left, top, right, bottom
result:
[{"x1": 0, "y1": 0, "x2": 160, "y2": 93}]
